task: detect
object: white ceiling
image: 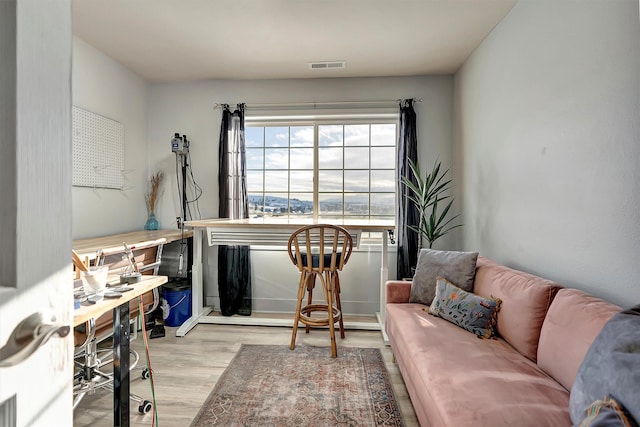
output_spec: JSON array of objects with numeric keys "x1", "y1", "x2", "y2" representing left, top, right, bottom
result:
[{"x1": 72, "y1": 0, "x2": 517, "y2": 82}]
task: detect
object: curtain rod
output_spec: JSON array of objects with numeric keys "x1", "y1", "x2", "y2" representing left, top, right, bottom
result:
[{"x1": 212, "y1": 98, "x2": 422, "y2": 110}]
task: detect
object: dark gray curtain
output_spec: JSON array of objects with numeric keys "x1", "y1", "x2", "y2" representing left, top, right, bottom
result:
[
  {"x1": 396, "y1": 99, "x2": 419, "y2": 280},
  {"x1": 218, "y1": 103, "x2": 251, "y2": 316}
]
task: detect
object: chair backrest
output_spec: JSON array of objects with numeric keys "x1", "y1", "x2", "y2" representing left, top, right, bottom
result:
[{"x1": 288, "y1": 224, "x2": 353, "y2": 273}]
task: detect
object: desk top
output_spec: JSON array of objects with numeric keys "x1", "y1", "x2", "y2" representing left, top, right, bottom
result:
[
  {"x1": 73, "y1": 229, "x2": 192, "y2": 260},
  {"x1": 185, "y1": 217, "x2": 395, "y2": 231},
  {"x1": 73, "y1": 275, "x2": 167, "y2": 326}
]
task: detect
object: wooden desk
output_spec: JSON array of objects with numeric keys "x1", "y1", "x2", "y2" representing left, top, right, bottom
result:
[
  {"x1": 73, "y1": 275, "x2": 168, "y2": 326},
  {"x1": 74, "y1": 275, "x2": 167, "y2": 427},
  {"x1": 178, "y1": 218, "x2": 395, "y2": 339},
  {"x1": 73, "y1": 229, "x2": 192, "y2": 261}
]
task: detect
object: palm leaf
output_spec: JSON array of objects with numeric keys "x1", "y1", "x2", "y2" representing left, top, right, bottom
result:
[{"x1": 401, "y1": 159, "x2": 463, "y2": 249}]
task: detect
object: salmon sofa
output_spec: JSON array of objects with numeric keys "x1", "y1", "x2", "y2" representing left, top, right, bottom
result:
[{"x1": 385, "y1": 256, "x2": 621, "y2": 427}]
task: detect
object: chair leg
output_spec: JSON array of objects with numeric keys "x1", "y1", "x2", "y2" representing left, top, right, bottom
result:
[
  {"x1": 333, "y1": 272, "x2": 345, "y2": 339},
  {"x1": 290, "y1": 272, "x2": 307, "y2": 350},
  {"x1": 324, "y1": 271, "x2": 337, "y2": 358},
  {"x1": 305, "y1": 273, "x2": 315, "y2": 334}
]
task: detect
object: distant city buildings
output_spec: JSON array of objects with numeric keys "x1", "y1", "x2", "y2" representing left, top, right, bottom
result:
[{"x1": 248, "y1": 194, "x2": 392, "y2": 218}]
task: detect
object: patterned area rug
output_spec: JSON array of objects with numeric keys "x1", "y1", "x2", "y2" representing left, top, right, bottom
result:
[{"x1": 190, "y1": 344, "x2": 404, "y2": 426}]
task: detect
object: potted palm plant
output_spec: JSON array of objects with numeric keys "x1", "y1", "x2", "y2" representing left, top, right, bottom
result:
[{"x1": 402, "y1": 159, "x2": 462, "y2": 251}]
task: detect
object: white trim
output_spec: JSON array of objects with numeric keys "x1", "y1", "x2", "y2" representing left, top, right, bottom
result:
[
  {"x1": 195, "y1": 314, "x2": 380, "y2": 331},
  {"x1": 247, "y1": 113, "x2": 398, "y2": 123},
  {"x1": 215, "y1": 98, "x2": 422, "y2": 111}
]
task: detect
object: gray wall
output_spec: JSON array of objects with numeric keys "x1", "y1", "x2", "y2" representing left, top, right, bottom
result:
[
  {"x1": 147, "y1": 76, "x2": 454, "y2": 311},
  {"x1": 453, "y1": 0, "x2": 640, "y2": 306},
  {"x1": 70, "y1": 39, "x2": 454, "y2": 313},
  {"x1": 147, "y1": 77, "x2": 454, "y2": 239},
  {"x1": 72, "y1": 37, "x2": 150, "y2": 239}
]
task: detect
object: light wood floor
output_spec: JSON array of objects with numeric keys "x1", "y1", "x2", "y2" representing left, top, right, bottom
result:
[{"x1": 73, "y1": 323, "x2": 419, "y2": 426}]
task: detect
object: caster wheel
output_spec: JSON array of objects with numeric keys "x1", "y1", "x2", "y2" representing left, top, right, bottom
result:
[
  {"x1": 141, "y1": 368, "x2": 151, "y2": 379},
  {"x1": 138, "y1": 400, "x2": 152, "y2": 414}
]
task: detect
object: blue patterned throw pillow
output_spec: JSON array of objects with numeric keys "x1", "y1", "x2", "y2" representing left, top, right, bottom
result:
[
  {"x1": 570, "y1": 305, "x2": 640, "y2": 426},
  {"x1": 427, "y1": 277, "x2": 502, "y2": 339},
  {"x1": 577, "y1": 395, "x2": 638, "y2": 427}
]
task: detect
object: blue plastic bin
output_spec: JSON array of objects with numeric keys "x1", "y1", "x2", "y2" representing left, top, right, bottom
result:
[{"x1": 162, "y1": 281, "x2": 192, "y2": 327}]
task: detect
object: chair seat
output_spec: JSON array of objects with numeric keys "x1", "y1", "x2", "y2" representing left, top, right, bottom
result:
[{"x1": 295, "y1": 252, "x2": 342, "y2": 269}]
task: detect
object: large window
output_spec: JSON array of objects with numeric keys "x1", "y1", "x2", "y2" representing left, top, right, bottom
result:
[{"x1": 245, "y1": 121, "x2": 396, "y2": 222}]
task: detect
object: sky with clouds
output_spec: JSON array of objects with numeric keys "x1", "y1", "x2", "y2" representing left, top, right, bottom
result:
[{"x1": 246, "y1": 123, "x2": 396, "y2": 217}]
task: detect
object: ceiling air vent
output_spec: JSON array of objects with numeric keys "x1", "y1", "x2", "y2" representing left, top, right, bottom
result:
[{"x1": 308, "y1": 61, "x2": 346, "y2": 70}]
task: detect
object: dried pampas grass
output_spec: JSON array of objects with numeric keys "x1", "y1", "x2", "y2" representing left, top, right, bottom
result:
[{"x1": 146, "y1": 171, "x2": 164, "y2": 213}]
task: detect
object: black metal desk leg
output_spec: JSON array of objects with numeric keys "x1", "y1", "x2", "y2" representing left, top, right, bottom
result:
[{"x1": 113, "y1": 303, "x2": 130, "y2": 427}]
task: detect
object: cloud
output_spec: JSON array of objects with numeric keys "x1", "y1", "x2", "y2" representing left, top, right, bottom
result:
[
  {"x1": 319, "y1": 125, "x2": 343, "y2": 147},
  {"x1": 291, "y1": 126, "x2": 313, "y2": 147},
  {"x1": 265, "y1": 127, "x2": 289, "y2": 147}
]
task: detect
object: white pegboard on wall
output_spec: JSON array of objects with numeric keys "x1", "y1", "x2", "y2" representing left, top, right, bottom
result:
[{"x1": 72, "y1": 106, "x2": 125, "y2": 189}]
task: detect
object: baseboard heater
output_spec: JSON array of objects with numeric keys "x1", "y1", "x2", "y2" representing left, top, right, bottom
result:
[{"x1": 207, "y1": 227, "x2": 360, "y2": 249}]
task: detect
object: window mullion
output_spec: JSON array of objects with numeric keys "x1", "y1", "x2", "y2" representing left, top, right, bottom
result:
[
  {"x1": 262, "y1": 128, "x2": 266, "y2": 217},
  {"x1": 342, "y1": 125, "x2": 346, "y2": 218},
  {"x1": 287, "y1": 126, "x2": 291, "y2": 218},
  {"x1": 368, "y1": 124, "x2": 372, "y2": 221},
  {"x1": 313, "y1": 123, "x2": 319, "y2": 221}
]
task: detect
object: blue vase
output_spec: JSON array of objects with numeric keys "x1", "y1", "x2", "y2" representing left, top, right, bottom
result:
[{"x1": 144, "y1": 212, "x2": 159, "y2": 230}]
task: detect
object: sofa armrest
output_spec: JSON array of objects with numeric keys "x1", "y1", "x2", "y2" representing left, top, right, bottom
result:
[{"x1": 386, "y1": 280, "x2": 412, "y2": 303}]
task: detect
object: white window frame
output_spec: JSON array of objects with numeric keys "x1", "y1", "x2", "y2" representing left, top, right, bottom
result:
[{"x1": 245, "y1": 115, "x2": 398, "y2": 229}]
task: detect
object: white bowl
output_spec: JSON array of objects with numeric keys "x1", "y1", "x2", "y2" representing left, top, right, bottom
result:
[{"x1": 81, "y1": 266, "x2": 109, "y2": 294}]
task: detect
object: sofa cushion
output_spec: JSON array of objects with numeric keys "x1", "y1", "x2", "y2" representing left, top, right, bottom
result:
[
  {"x1": 473, "y1": 256, "x2": 561, "y2": 362},
  {"x1": 409, "y1": 248, "x2": 478, "y2": 305},
  {"x1": 385, "y1": 303, "x2": 572, "y2": 426},
  {"x1": 569, "y1": 305, "x2": 639, "y2": 426},
  {"x1": 537, "y1": 288, "x2": 620, "y2": 391},
  {"x1": 428, "y1": 277, "x2": 501, "y2": 338}
]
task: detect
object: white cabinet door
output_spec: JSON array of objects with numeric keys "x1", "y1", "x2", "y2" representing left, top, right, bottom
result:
[{"x1": 0, "y1": 1, "x2": 73, "y2": 426}]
